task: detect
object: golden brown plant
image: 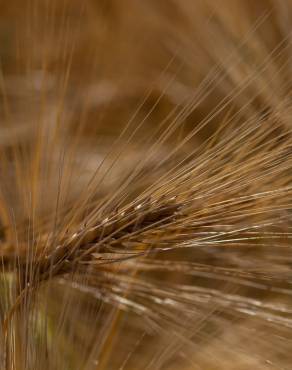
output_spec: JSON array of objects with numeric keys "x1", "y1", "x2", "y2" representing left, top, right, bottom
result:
[{"x1": 0, "y1": 1, "x2": 292, "y2": 369}]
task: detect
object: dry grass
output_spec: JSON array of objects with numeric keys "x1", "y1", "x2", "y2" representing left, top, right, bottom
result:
[{"x1": 0, "y1": 1, "x2": 292, "y2": 369}]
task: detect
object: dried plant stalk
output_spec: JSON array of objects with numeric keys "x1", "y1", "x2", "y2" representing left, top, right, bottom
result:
[{"x1": 0, "y1": 1, "x2": 292, "y2": 370}]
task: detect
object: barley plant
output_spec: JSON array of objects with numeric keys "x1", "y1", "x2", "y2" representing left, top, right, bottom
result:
[{"x1": 0, "y1": 1, "x2": 292, "y2": 369}]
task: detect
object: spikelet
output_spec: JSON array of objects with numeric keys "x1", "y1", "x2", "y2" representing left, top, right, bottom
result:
[{"x1": 0, "y1": 1, "x2": 292, "y2": 369}]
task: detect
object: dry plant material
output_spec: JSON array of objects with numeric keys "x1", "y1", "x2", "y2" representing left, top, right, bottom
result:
[{"x1": 0, "y1": 1, "x2": 292, "y2": 370}]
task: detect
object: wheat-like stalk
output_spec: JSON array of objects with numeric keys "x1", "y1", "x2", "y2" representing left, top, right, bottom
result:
[{"x1": 0, "y1": 1, "x2": 292, "y2": 369}]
